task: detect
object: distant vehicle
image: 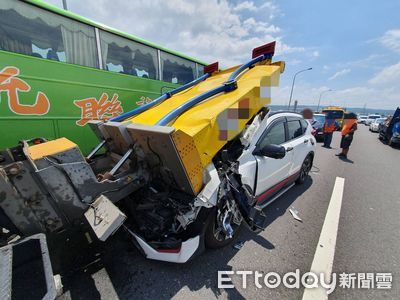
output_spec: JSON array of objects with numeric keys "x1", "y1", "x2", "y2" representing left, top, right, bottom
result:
[
  {"x1": 379, "y1": 108, "x2": 400, "y2": 147},
  {"x1": 358, "y1": 115, "x2": 368, "y2": 124},
  {"x1": 321, "y1": 106, "x2": 345, "y2": 129},
  {"x1": 364, "y1": 114, "x2": 381, "y2": 126},
  {"x1": 369, "y1": 118, "x2": 385, "y2": 132},
  {"x1": 311, "y1": 113, "x2": 326, "y2": 141}
]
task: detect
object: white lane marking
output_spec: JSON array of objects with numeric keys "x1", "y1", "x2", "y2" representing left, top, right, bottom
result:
[{"x1": 302, "y1": 177, "x2": 345, "y2": 300}]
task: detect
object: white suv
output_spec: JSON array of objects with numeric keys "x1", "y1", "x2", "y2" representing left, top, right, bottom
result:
[
  {"x1": 365, "y1": 114, "x2": 381, "y2": 125},
  {"x1": 237, "y1": 111, "x2": 316, "y2": 209},
  {"x1": 203, "y1": 111, "x2": 317, "y2": 251}
]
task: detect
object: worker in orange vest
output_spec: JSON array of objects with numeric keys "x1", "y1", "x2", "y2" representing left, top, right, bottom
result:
[
  {"x1": 336, "y1": 112, "x2": 358, "y2": 159},
  {"x1": 322, "y1": 112, "x2": 339, "y2": 148}
]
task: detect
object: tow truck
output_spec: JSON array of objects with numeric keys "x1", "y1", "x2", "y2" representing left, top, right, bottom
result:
[{"x1": 0, "y1": 42, "x2": 294, "y2": 270}]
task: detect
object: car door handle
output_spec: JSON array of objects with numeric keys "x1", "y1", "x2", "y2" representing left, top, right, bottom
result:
[
  {"x1": 286, "y1": 146, "x2": 293, "y2": 152},
  {"x1": 304, "y1": 139, "x2": 309, "y2": 144}
]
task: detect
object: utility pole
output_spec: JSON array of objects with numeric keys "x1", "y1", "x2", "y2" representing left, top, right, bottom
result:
[
  {"x1": 316, "y1": 89, "x2": 332, "y2": 112},
  {"x1": 288, "y1": 67, "x2": 312, "y2": 110}
]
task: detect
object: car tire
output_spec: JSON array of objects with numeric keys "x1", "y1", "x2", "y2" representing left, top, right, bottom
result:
[
  {"x1": 205, "y1": 209, "x2": 242, "y2": 249},
  {"x1": 296, "y1": 154, "x2": 312, "y2": 185}
]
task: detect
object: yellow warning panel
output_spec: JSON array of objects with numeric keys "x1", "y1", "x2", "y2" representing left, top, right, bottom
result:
[
  {"x1": 28, "y1": 138, "x2": 77, "y2": 160},
  {"x1": 126, "y1": 124, "x2": 201, "y2": 195},
  {"x1": 171, "y1": 130, "x2": 204, "y2": 194},
  {"x1": 126, "y1": 63, "x2": 283, "y2": 167}
]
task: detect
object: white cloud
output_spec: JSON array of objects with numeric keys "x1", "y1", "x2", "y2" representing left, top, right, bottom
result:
[
  {"x1": 329, "y1": 62, "x2": 400, "y2": 108},
  {"x1": 272, "y1": 83, "x2": 336, "y2": 107},
  {"x1": 260, "y1": 2, "x2": 281, "y2": 19},
  {"x1": 233, "y1": 1, "x2": 257, "y2": 12},
  {"x1": 380, "y1": 29, "x2": 400, "y2": 53},
  {"x1": 343, "y1": 54, "x2": 384, "y2": 69},
  {"x1": 328, "y1": 68, "x2": 351, "y2": 80},
  {"x1": 233, "y1": 1, "x2": 281, "y2": 18},
  {"x1": 43, "y1": 0, "x2": 302, "y2": 67},
  {"x1": 312, "y1": 50, "x2": 319, "y2": 57},
  {"x1": 369, "y1": 62, "x2": 400, "y2": 86},
  {"x1": 243, "y1": 18, "x2": 281, "y2": 34},
  {"x1": 334, "y1": 85, "x2": 398, "y2": 109}
]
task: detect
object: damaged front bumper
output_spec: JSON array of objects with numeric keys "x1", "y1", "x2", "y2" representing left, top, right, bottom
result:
[{"x1": 130, "y1": 231, "x2": 201, "y2": 263}]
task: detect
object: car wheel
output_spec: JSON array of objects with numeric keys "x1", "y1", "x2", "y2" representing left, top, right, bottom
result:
[
  {"x1": 205, "y1": 200, "x2": 243, "y2": 249},
  {"x1": 296, "y1": 155, "x2": 312, "y2": 185}
]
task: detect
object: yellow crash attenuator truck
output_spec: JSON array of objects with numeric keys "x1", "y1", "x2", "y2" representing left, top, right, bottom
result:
[{"x1": 0, "y1": 42, "x2": 284, "y2": 264}]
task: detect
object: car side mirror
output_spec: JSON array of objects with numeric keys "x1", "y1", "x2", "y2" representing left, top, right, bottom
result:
[{"x1": 253, "y1": 144, "x2": 286, "y2": 159}]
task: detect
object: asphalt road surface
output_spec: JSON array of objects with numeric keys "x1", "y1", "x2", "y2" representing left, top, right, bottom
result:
[{"x1": 59, "y1": 125, "x2": 400, "y2": 300}]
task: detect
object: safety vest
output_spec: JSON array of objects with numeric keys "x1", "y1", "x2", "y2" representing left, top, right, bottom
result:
[
  {"x1": 324, "y1": 120, "x2": 336, "y2": 133},
  {"x1": 341, "y1": 119, "x2": 357, "y2": 136}
]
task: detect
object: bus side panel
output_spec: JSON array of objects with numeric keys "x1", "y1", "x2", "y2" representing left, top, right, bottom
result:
[{"x1": 0, "y1": 51, "x2": 177, "y2": 153}]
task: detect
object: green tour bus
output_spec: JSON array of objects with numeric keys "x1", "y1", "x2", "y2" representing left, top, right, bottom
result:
[{"x1": 0, "y1": 0, "x2": 207, "y2": 153}]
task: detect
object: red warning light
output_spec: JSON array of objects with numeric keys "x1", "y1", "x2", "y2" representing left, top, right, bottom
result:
[
  {"x1": 204, "y1": 62, "x2": 219, "y2": 74},
  {"x1": 252, "y1": 41, "x2": 276, "y2": 59}
]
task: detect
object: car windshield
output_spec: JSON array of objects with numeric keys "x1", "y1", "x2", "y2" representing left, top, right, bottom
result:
[
  {"x1": 360, "y1": 116, "x2": 367, "y2": 119},
  {"x1": 375, "y1": 118, "x2": 385, "y2": 124},
  {"x1": 369, "y1": 115, "x2": 380, "y2": 119}
]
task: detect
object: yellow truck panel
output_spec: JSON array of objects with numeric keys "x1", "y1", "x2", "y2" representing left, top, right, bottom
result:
[{"x1": 126, "y1": 64, "x2": 283, "y2": 168}]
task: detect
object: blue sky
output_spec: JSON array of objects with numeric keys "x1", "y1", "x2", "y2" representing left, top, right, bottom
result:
[
  {"x1": 44, "y1": 0, "x2": 400, "y2": 109},
  {"x1": 270, "y1": 0, "x2": 400, "y2": 109}
]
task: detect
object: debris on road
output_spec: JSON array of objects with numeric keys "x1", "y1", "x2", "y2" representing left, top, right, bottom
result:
[
  {"x1": 310, "y1": 165, "x2": 321, "y2": 174},
  {"x1": 289, "y1": 207, "x2": 303, "y2": 222},
  {"x1": 233, "y1": 241, "x2": 244, "y2": 250}
]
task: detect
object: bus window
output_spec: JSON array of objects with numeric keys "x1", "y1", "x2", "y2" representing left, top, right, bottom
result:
[
  {"x1": 197, "y1": 64, "x2": 205, "y2": 77},
  {"x1": 161, "y1": 51, "x2": 196, "y2": 84},
  {"x1": 0, "y1": 0, "x2": 98, "y2": 68},
  {"x1": 99, "y1": 31, "x2": 159, "y2": 80}
]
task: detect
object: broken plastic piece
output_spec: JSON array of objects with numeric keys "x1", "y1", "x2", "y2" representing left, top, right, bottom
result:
[
  {"x1": 289, "y1": 207, "x2": 302, "y2": 222},
  {"x1": 84, "y1": 195, "x2": 126, "y2": 241}
]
